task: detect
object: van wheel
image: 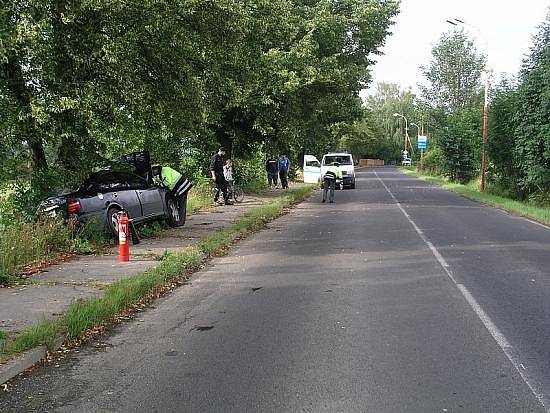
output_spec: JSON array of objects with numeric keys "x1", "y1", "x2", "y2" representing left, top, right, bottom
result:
[{"x1": 350, "y1": 183, "x2": 355, "y2": 189}]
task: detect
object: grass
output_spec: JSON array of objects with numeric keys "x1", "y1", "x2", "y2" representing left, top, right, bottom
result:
[
  {"x1": 0, "y1": 185, "x2": 315, "y2": 362},
  {"x1": 0, "y1": 320, "x2": 62, "y2": 356},
  {"x1": 187, "y1": 180, "x2": 215, "y2": 213},
  {"x1": 402, "y1": 169, "x2": 550, "y2": 226},
  {"x1": 0, "y1": 219, "x2": 74, "y2": 279}
]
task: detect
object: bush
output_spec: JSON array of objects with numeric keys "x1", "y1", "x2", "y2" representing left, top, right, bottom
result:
[
  {"x1": 233, "y1": 151, "x2": 267, "y2": 193},
  {"x1": 422, "y1": 147, "x2": 444, "y2": 176}
]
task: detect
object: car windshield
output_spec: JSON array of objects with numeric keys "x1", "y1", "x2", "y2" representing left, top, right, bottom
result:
[{"x1": 323, "y1": 155, "x2": 352, "y2": 165}]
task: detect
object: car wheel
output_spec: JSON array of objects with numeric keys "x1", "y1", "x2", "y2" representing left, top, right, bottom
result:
[
  {"x1": 350, "y1": 183, "x2": 355, "y2": 189},
  {"x1": 166, "y1": 195, "x2": 183, "y2": 227},
  {"x1": 107, "y1": 206, "x2": 122, "y2": 238}
]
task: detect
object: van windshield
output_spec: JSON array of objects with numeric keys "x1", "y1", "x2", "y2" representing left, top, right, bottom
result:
[{"x1": 323, "y1": 155, "x2": 352, "y2": 166}]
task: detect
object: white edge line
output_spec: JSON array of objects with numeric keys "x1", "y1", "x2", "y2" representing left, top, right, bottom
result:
[{"x1": 374, "y1": 170, "x2": 549, "y2": 411}]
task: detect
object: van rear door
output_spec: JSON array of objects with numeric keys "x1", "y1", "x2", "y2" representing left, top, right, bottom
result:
[{"x1": 303, "y1": 155, "x2": 321, "y2": 183}]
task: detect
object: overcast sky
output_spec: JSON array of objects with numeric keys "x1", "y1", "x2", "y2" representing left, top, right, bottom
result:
[{"x1": 364, "y1": 0, "x2": 550, "y2": 96}]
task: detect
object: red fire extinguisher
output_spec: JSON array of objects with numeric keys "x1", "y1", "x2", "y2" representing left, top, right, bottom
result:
[{"x1": 118, "y1": 211, "x2": 130, "y2": 262}]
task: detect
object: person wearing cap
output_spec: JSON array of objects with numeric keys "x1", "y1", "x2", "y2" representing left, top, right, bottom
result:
[
  {"x1": 151, "y1": 164, "x2": 193, "y2": 223},
  {"x1": 210, "y1": 147, "x2": 232, "y2": 205},
  {"x1": 322, "y1": 162, "x2": 342, "y2": 203}
]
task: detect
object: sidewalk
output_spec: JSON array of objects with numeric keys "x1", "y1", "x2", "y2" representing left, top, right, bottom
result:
[{"x1": 0, "y1": 191, "x2": 280, "y2": 337}]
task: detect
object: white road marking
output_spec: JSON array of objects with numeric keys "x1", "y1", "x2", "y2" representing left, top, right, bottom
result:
[{"x1": 374, "y1": 170, "x2": 549, "y2": 411}]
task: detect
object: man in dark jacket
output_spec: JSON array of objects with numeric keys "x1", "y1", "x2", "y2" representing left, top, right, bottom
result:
[
  {"x1": 210, "y1": 147, "x2": 232, "y2": 205},
  {"x1": 266, "y1": 154, "x2": 279, "y2": 189}
]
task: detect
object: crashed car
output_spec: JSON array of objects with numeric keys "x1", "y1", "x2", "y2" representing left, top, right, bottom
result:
[{"x1": 39, "y1": 159, "x2": 187, "y2": 237}]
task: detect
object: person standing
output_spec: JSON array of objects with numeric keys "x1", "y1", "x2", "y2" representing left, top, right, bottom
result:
[
  {"x1": 210, "y1": 147, "x2": 232, "y2": 205},
  {"x1": 223, "y1": 159, "x2": 234, "y2": 200},
  {"x1": 278, "y1": 153, "x2": 290, "y2": 190},
  {"x1": 265, "y1": 154, "x2": 279, "y2": 189},
  {"x1": 322, "y1": 162, "x2": 343, "y2": 203},
  {"x1": 151, "y1": 164, "x2": 193, "y2": 223}
]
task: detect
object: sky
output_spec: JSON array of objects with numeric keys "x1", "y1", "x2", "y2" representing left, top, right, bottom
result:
[{"x1": 363, "y1": 0, "x2": 550, "y2": 97}]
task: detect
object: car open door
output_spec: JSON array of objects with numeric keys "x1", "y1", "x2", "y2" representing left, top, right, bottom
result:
[{"x1": 303, "y1": 155, "x2": 321, "y2": 184}]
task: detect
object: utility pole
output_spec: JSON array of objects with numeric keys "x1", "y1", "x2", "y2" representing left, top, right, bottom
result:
[{"x1": 447, "y1": 17, "x2": 491, "y2": 191}]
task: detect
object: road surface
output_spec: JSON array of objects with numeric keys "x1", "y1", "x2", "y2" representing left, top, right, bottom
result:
[{"x1": 1, "y1": 167, "x2": 550, "y2": 412}]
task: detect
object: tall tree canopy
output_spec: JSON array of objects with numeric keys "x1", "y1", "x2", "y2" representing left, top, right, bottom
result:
[
  {"x1": 0, "y1": 0, "x2": 399, "y2": 183},
  {"x1": 419, "y1": 29, "x2": 485, "y2": 112}
]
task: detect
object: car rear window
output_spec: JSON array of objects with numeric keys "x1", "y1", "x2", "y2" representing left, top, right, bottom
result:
[
  {"x1": 323, "y1": 155, "x2": 352, "y2": 165},
  {"x1": 82, "y1": 172, "x2": 128, "y2": 193}
]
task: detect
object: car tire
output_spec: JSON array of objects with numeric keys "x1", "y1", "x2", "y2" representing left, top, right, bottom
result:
[
  {"x1": 106, "y1": 206, "x2": 122, "y2": 238},
  {"x1": 166, "y1": 194, "x2": 185, "y2": 227},
  {"x1": 350, "y1": 183, "x2": 355, "y2": 189}
]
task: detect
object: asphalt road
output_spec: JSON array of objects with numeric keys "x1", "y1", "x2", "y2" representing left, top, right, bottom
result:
[{"x1": 2, "y1": 167, "x2": 550, "y2": 412}]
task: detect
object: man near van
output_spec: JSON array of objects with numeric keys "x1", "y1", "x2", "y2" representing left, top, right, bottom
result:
[
  {"x1": 279, "y1": 153, "x2": 290, "y2": 190},
  {"x1": 322, "y1": 162, "x2": 342, "y2": 203}
]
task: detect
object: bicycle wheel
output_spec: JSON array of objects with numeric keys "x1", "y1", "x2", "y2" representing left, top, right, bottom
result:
[{"x1": 233, "y1": 186, "x2": 244, "y2": 203}]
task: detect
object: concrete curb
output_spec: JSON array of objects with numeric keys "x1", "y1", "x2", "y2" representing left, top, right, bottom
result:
[
  {"x1": 0, "y1": 346, "x2": 46, "y2": 385},
  {"x1": 0, "y1": 336, "x2": 64, "y2": 385}
]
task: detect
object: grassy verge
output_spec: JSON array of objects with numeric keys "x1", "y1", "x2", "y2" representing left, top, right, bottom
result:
[
  {"x1": 402, "y1": 169, "x2": 550, "y2": 226},
  {"x1": 0, "y1": 184, "x2": 216, "y2": 287},
  {"x1": 0, "y1": 186, "x2": 315, "y2": 363}
]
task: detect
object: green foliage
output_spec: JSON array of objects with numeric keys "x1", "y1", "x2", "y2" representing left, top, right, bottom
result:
[
  {"x1": 514, "y1": 21, "x2": 550, "y2": 195},
  {"x1": 233, "y1": 150, "x2": 268, "y2": 193},
  {"x1": 423, "y1": 147, "x2": 444, "y2": 176},
  {"x1": 1, "y1": 0, "x2": 399, "y2": 180},
  {"x1": 419, "y1": 29, "x2": 485, "y2": 111},
  {"x1": 437, "y1": 108, "x2": 482, "y2": 183},
  {"x1": 486, "y1": 18, "x2": 550, "y2": 199},
  {"x1": 487, "y1": 79, "x2": 524, "y2": 197}
]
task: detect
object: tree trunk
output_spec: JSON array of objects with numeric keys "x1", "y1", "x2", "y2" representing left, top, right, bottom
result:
[
  {"x1": 3, "y1": 52, "x2": 48, "y2": 171},
  {"x1": 217, "y1": 130, "x2": 233, "y2": 159}
]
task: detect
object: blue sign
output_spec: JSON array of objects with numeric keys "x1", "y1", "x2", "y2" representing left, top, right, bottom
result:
[{"x1": 417, "y1": 136, "x2": 428, "y2": 149}]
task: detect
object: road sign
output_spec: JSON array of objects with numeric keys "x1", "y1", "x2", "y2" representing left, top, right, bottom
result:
[{"x1": 417, "y1": 135, "x2": 428, "y2": 149}]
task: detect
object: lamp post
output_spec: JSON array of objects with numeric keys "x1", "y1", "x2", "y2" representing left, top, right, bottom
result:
[
  {"x1": 393, "y1": 113, "x2": 411, "y2": 157},
  {"x1": 447, "y1": 18, "x2": 490, "y2": 191}
]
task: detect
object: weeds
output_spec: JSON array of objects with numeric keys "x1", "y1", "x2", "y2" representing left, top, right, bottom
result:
[{"x1": 0, "y1": 320, "x2": 62, "y2": 360}]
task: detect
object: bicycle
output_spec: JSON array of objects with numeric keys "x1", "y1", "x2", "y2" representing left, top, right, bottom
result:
[
  {"x1": 211, "y1": 180, "x2": 244, "y2": 203},
  {"x1": 227, "y1": 180, "x2": 244, "y2": 203}
]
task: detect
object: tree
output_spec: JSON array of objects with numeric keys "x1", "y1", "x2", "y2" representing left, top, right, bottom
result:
[
  {"x1": 514, "y1": 18, "x2": 550, "y2": 196},
  {"x1": 419, "y1": 29, "x2": 485, "y2": 112},
  {"x1": 365, "y1": 82, "x2": 417, "y2": 162},
  {"x1": 487, "y1": 78, "x2": 523, "y2": 198}
]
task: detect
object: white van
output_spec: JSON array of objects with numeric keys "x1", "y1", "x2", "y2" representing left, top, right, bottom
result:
[
  {"x1": 321, "y1": 152, "x2": 355, "y2": 189},
  {"x1": 303, "y1": 155, "x2": 321, "y2": 184}
]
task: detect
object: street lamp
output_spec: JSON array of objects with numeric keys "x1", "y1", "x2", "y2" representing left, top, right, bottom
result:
[
  {"x1": 447, "y1": 17, "x2": 491, "y2": 191},
  {"x1": 393, "y1": 112, "x2": 410, "y2": 155}
]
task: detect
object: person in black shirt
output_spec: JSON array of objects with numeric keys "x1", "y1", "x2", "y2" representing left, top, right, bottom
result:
[
  {"x1": 210, "y1": 147, "x2": 232, "y2": 205},
  {"x1": 265, "y1": 154, "x2": 279, "y2": 189}
]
